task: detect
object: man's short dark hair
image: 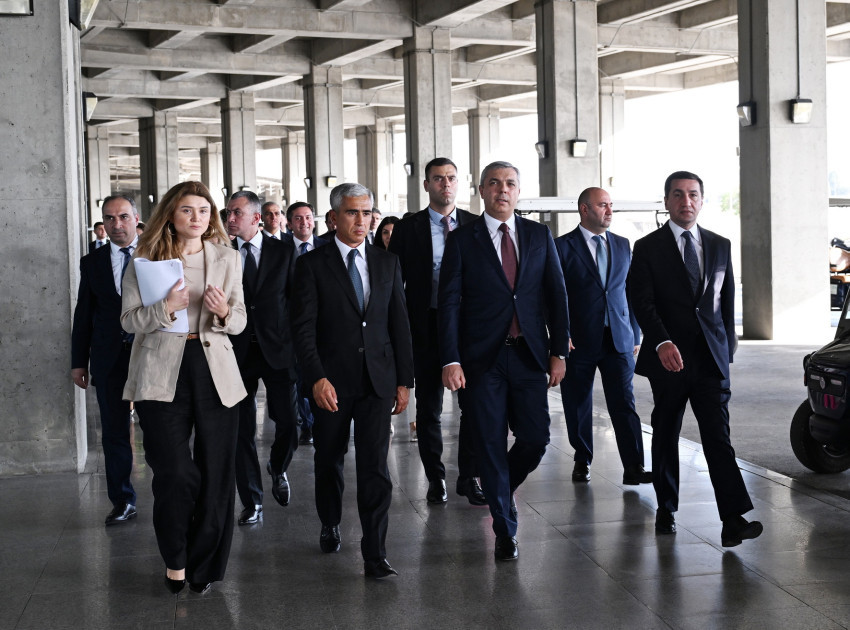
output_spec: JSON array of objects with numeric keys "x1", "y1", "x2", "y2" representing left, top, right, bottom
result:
[
  {"x1": 93, "y1": 221, "x2": 103, "y2": 228},
  {"x1": 664, "y1": 171, "x2": 704, "y2": 197},
  {"x1": 286, "y1": 201, "x2": 314, "y2": 221},
  {"x1": 229, "y1": 190, "x2": 261, "y2": 215},
  {"x1": 261, "y1": 201, "x2": 281, "y2": 213},
  {"x1": 424, "y1": 157, "x2": 458, "y2": 180},
  {"x1": 102, "y1": 194, "x2": 139, "y2": 216}
]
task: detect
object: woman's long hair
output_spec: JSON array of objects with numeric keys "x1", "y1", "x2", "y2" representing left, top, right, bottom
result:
[
  {"x1": 374, "y1": 215, "x2": 399, "y2": 250},
  {"x1": 136, "y1": 181, "x2": 229, "y2": 262}
]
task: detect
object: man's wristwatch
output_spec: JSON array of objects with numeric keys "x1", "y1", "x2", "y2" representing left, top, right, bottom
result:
[{"x1": 552, "y1": 354, "x2": 566, "y2": 360}]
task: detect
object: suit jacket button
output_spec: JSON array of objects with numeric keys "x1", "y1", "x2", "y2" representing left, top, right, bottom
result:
[
  {"x1": 250, "y1": 305, "x2": 256, "y2": 310},
  {"x1": 203, "y1": 341, "x2": 211, "y2": 347},
  {"x1": 362, "y1": 322, "x2": 366, "y2": 327},
  {"x1": 358, "y1": 347, "x2": 364, "y2": 353}
]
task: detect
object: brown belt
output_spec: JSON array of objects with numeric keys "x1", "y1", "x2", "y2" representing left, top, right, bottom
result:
[{"x1": 187, "y1": 333, "x2": 200, "y2": 340}]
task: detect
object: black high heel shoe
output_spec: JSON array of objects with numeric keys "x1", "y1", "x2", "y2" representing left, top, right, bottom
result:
[{"x1": 164, "y1": 574, "x2": 186, "y2": 594}]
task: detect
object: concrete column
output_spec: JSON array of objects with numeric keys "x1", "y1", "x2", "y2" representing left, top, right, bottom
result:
[
  {"x1": 535, "y1": 0, "x2": 599, "y2": 235},
  {"x1": 738, "y1": 0, "x2": 829, "y2": 340},
  {"x1": 221, "y1": 91, "x2": 257, "y2": 198},
  {"x1": 403, "y1": 27, "x2": 453, "y2": 211},
  {"x1": 468, "y1": 104, "x2": 501, "y2": 215},
  {"x1": 356, "y1": 120, "x2": 394, "y2": 211},
  {"x1": 0, "y1": 1, "x2": 87, "y2": 474},
  {"x1": 138, "y1": 112, "x2": 179, "y2": 218},
  {"x1": 281, "y1": 131, "x2": 308, "y2": 207},
  {"x1": 199, "y1": 143, "x2": 225, "y2": 209},
  {"x1": 85, "y1": 125, "x2": 111, "y2": 226},
  {"x1": 303, "y1": 66, "x2": 344, "y2": 211},
  {"x1": 599, "y1": 79, "x2": 625, "y2": 193}
]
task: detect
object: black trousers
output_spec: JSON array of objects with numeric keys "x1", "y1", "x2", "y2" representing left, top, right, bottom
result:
[
  {"x1": 648, "y1": 337, "x2": 753, "y2": 520},
  {"x1": 136, "y1": 340, "x2": 239, "y2": 584},
  {"x1": 560, "y1": 327, "x2": 644, "y2": 468},
  {"x1": 311, "y1": 380, "x2": 394, "y2": 563},
  {"x1": 465, "y1": 340, "x2": 550, "y2": 538},
  {"x1": 413, "y1": 309, "x2": 477, "y2": 481},
  {"x1": 92, "y1": 342, "x2": 136, "y2": 507},
  {"x1": 235, "y1": 341, "x2": 297, "y2": 508}
]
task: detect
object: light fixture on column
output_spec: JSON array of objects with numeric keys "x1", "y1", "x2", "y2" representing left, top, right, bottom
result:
[
  {"x1": 239, "y1": 185, "x2": 252, "y2": 191},
  {"x1": 82, "y1": 92, "x2": 98, "y2": 122},
  {"x1": 304, "y1": 177, "x2": 312, "y2": 189},
  {"x1": 221, "y1": 187, "x2": 228, "y2": 199},
  {"x1": 534, "y1": 141, "x2": 548, "y2": 159},
  {"x1": 736, "y1": 102, "x2": 755, "y2": 127},
  {"x1": 326, "y1": 175, "x2": 338, "y2": 187},
  {"x1": 789, "y1": 98, "x2": 813, "y2": 124},
  {"x1": 403, "y1": 162, "x2": 414, "y2": 177},
  {"x1": 570, "y1": 139, "x2": 588, "y2": 158}
]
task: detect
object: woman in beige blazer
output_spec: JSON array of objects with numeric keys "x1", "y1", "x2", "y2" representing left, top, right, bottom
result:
[{"x1": 121, "y1": 181, "x2": 246, "y2": 596}]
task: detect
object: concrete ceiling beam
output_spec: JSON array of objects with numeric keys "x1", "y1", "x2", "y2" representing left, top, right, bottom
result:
[
  {"x1": 598, "y1": 0, "x2": 717, "y2": 25},
  {"x1": 89, "y1": 1, "x2": 414, "y2": 41},
  {"x1": 417, "y1": 0, "x2": 520, "y2": 28},
  {"x1": 312, "y1": 38, "x2": 403, "y2": 67},
  {"x1": 679, "y1": 0, "x2": 737, "y2": 29}
]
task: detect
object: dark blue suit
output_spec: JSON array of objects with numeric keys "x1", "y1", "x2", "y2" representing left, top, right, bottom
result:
[
  {"x1": 555, "y1": 227, "x2": 644, "y2": 469},
  {"x1": 629, "y1": 221, "x2": 752, "y2": 520},
  {"x1": 71, "y1": 244, "x2": 136, "y2": 508},
  {"x1": 438, "y1": 215, "x2": 568, "y2": 538}
]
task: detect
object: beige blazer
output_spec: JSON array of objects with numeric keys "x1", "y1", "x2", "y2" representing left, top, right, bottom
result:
[{"x1": 121, "y1": 241, "x2": 248, "y2": 407}]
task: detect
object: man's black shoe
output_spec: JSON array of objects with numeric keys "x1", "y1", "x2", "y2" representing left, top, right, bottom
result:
[
  {"x1": 426, "y1": 479, "x2": 448, "y2": 504},
  {"x1": 364, "y1": 558, "x2": 398, "y2": 579},
  {"x1": 622, "y1": 464, "x2": 653, "y2": 485},
  {"x1": 105, "y1": 503, "x2": 137, "y2": 526},
  {"x1": 320, "y1": 525, "x2": 341, "y2": 553},
  {"x1": 572, "y1": 462, "x2": 591, "y2": 483},
  {"x1": 721, "y1": 515, "x2": 763, "y2": 547},
  {"x1": 494, "y1": 536, "x2": 518, "y2": 561},
  {"x1": 456, "y1": 477, "x2": 487, "y2": 505},
  {"x1": 655, "y1": 508, "x2": 676, "y2": 535},
  {"x1": 238, "y1": 504, "x2": 262, "y2": 525}
]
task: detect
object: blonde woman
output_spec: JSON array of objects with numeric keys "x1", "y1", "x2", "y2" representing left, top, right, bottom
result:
[{"x1": 121, "y1": 181, "x2": 247, "y2": 595}]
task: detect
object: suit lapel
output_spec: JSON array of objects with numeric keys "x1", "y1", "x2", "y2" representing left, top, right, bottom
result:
[
  {"x1": 514, "y1": 217, "x2": 532, "y2": 286},
  {"x1": 472, "y1": 217, "x2": 510, "y2": 290},
  {"x1": 698, "y1": 226, "x2": 715, "y2": 296},
  {"x1": 570, "y1": 228, "x2": 601, "y2": 285},
  {"x1": 255, "y1": 234, "x2": 273, "y2": 290},
  {"x1": 323, "y1": 242, "x2": 363, "y2": 313},
  {"x1": 661, "y1": 221, "x2": 694, "y2": 293},
  {"x1": 96, "y1": 245, "x2": 121, "y2": 299},
  {"x1": 414, "y1": 209, "x2": 433, "y2": 260}
]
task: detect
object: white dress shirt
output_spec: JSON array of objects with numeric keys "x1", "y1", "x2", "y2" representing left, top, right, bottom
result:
[
  {"x1": 483, "y1": 212, "x2": 519, "y2": 263},
  {"x1": 110, "y1": 236, "x2": 139, "y2": 295},
  {"x1": 334, "y1": 236, "x2": 371, "y2": 309}
]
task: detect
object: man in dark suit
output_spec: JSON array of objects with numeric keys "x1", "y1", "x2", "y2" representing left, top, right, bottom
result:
[
  {"x1": 286, "y1": 201, "x2": 329, "y2": 255},
  {"x1": 291, "y1": 182, "x2": 413, "y2": 579},
  {"x1": 439, "y1": 161, "x2": 569, "y2": 561},
  {"x1": 226, "y1": 191, "x2": 299, "y2": 526},
  {"x1": 88, "y1": 221, "x2": 108, "y2": 252},
  {"x1": 629, "y1": 170, "x2": 762, "y2": 547},
  {"x1": 261, "y1": 201, "x2": 284, "y2": 239},
  {"x1": 388, "y1": 157, "x2": 485, "y2": 506},
  {"x1": 285, "y1": 201, "x2": 329, "y2": 446},
  {"x1": 72, "y1": 195, "x2": 139, "y2": 525},
  {"x1": 555, "y1": 187, "x2": 650, "y2": 486}
]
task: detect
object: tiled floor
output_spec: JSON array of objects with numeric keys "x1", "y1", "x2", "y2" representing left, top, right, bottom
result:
[{"x1": 3, "y1": 383, "x2": 850, "y2": 629}]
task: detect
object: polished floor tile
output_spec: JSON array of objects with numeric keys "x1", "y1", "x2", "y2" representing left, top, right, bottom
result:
[{"x1": 4, "y1": 384, "x2": 850, "y2": 628}]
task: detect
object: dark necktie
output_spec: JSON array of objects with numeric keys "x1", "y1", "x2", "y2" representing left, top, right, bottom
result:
[
  {"x1": 347, "y1": 249, "x2": 365, "y2": 313},
  {"x1": 498, "y1": 223, "x2": 521, "y2": 337},
  {"x1": 119, "y1": 246, "x2": 134, "y2": 343},
  {"x1": 592, "y1": 235, "x2": 609, "y2": 326},
  {"x1": 270, "y1": 233, "x2": 278, "y2": 240},
  {"x1": 300, "y1": 242, "x2": 309, "y2": 256},
  {"x1": 242, "y1": 241, "x2": 258, "y2": 291},
  {"x1": 682, "y1": 230, "x2": 702, "y2": 298},
  {"x1": 441, "y1": 215, "x2": 453, "y2": 240}
]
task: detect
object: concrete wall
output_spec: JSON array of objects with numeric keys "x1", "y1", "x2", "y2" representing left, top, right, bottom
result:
[{"x1": 0, "y1": 1, "x2": 87, "y2": 474}]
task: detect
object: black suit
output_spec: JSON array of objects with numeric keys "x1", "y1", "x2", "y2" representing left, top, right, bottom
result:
[
  {"x1": 387, "y1": 207, "x2": 478, "y2": 483},
  {"x1": 439, "y1": 215, "x2": 569, "y2": 538},
  {"x1": 230, "y1": 234, "x2": 298, "y2": 509},
  {"x1": 629, "y1": 221, "x2": 752, "y2": 520},
  {"x1": 71, "y1": 244, "x2": 136, "y2": 508},
  {"x1": 291, "y1": 239, "x2": 413, "y2": 562},
  {"x1": 89, "y1": 239, "x2": 108, "y2": 253}
]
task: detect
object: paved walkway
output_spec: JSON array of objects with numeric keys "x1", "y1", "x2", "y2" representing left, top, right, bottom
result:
[{"x1": 3, "y1": 374, "x2": 850, "y2": 629}]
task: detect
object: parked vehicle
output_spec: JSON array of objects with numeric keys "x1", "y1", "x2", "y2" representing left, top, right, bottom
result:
[
  {"x1": 830, "y1": 238, "x2": 850, "y2": 310},
  {"x1": 791, "y1": 286, "x2": 850, "y2": 472}
]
